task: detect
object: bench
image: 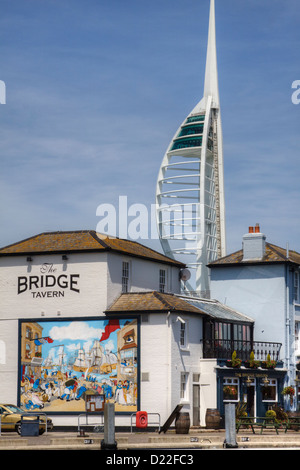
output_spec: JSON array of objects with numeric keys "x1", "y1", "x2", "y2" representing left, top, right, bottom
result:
[
  {"x1": 236, "y1": 416, "x2": 256, "y2": 434},
  {"x1": 284, "y1": 417, "x2": 300, "y2": 433}
]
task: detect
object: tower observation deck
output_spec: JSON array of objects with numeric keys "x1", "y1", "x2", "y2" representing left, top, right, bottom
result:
[{"x1": 155, "y1": 0, "x2": 226, "y2": 297}]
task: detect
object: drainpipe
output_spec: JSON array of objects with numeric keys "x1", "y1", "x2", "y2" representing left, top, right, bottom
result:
[
  {"x1": 285, "y1": 262, "x2": 292, "y2": 404},
  {"x1": 166, "y1": 311, "x2": 172, "y2": 418},
  {"x1": 285, "y1": 263, "x2": 290, "y2": 383}
]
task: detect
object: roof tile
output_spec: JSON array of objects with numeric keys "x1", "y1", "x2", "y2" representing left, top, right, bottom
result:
[
  {"x1": 0, "y1": 230, "x2": 184, "y2": 267},
  {"x1": 209, "y1": 243, "x2": 300, "y2": 266}
]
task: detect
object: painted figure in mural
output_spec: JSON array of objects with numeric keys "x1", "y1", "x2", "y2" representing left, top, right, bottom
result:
[{"x1": 115, "y1": 380, "x2": 126, "y2": 405}]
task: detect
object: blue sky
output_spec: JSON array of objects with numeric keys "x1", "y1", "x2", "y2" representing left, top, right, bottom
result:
[{"x1": 0, "y1": 0, "x2": 299, "y2": 256}]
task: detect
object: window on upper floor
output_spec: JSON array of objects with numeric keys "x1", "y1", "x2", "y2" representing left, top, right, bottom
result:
[
  {"x1": 179, "y1": 319, "x2": 189, "y2": 350},
  {"x1": 159, "y1": 269, "x2": 166, "y2": 293},
  {"x1": 180, "y1": 322, "x2": 186, "y2": 348},
  {"x1": 294, "y1": 271, "x2": 299, "y2": 303},
  {"x1": 180, "y1": 372, "x2": 189, "y2": 400},
  {"x1": 122, "y1": 261, "x2": 130, "y2": 293}
]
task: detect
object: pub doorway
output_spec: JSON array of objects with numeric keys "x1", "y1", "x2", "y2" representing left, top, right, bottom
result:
[
  {"x1": 193, "y1": 384, "x2": 200, "y2": 426},
  {"x1": 245, "y1": 378, "x2": 256, "y2": 417}
]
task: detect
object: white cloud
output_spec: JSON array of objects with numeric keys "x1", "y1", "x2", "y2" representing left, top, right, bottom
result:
[{"x1": 49, "y1": 321, "x2": 104, "y2": 341}]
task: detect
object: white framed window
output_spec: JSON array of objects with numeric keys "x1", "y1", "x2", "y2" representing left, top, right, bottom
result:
[
  {"x1": 180, "y1": 372, "x2": 189, "y2": 401},
  {"x1": 223, "y1": 377, "x2": 239, "y2": 402},
  {"x1": 180, "y1": 322, "x2": 185, "y2": 347},
  {"x1": 294, "y1": 271, "x2": 299, "y2": 303},
  {"x1": 261, "y1": 378, "x2": 277, "y2": 402},
  {"x1": 159, "y1": 269, "x2": 166, "y2": 293},
  {"x1": 179, "y1": 320, "x2": 189, "y2": 349},
  {"x1": 122, "y1": 261, "x2": 130, "y2": 293}
]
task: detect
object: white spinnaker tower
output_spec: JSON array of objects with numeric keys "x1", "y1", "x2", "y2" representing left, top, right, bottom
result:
[{"x1": 155, "y1": 0, "x2": 226, "y2": 297}]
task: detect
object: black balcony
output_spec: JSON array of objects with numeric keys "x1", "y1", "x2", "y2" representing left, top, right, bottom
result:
[{"x1": 202, "y1": 339, "x2": 282, "y2": 362}]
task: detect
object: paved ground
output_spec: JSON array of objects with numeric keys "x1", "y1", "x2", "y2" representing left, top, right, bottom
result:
[{"x1": 0, "y1": 427, "x2": 300, "y2": 451}]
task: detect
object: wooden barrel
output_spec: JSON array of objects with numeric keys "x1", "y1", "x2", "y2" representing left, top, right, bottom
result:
[
  {"x1": 175, "y1": 412, "x2": 190, "y2": 434},
  {"x1": 205, "y1": 408, "x2": 221, "y2": 429},
  {"x1": 288, "y1": 411, "x2": 300, "y2": 431}
]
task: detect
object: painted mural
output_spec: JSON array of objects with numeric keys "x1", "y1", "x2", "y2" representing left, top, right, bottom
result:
[{"x1": 19, "y1": 318, "x2": 138, "y2": 413}]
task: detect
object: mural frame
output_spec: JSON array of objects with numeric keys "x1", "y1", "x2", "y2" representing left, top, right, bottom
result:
[{"x1": 18, "y1": 315, "x2": 140, "y2": 415}]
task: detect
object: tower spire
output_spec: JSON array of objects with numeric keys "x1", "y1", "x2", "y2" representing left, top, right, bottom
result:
[
  {"x1": 156, "y1": 0, "x2": 226, "y2": 297},
  {"x1": 203, "y1": 0, "x2": 219, "y2": 107}
]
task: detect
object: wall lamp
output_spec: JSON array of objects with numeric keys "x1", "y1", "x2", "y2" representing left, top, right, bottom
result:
[
  {"x1": 62, "y1": 255, "x2": 68, "y2": 261},
  {"x1": 262, "y1": 376, "x2": 270, "y2": 386},
  {"x1": 26, "y1": 256, "x2": 33, "y2": 262}
]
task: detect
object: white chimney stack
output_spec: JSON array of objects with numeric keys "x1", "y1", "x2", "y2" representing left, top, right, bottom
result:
[{"x1": 242, "y1": 223, "x2": 266, "y2": 261}]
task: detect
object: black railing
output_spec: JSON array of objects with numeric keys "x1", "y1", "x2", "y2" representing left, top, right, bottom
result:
[{"x1": 202, "y1": 339, "x2": 282, "y2": 362}]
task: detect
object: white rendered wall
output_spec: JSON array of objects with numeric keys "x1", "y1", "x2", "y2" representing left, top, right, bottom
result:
[
  {"x1": 106, "y1": 253, "x2": 181, "y2": 307},
  {"x1": 140, "y1": 314, "x2": 171, "y2": 423},
  {"x1": 0, "y1": 250, "x2": 183, "y2": 428},
  {"x1": 199, "y1": 359, "x2": 218, "y2": 426},
  {"x1": 210, "y1": 264, "x2": 286, "y2": 345},
  {"x1": 0, "y1": 252, "x2": 109, "y2": 319}
]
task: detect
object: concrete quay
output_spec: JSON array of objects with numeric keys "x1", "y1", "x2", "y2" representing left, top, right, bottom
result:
[{"x1": 0, "y1": 428, "x2": 300, "y2": 451}]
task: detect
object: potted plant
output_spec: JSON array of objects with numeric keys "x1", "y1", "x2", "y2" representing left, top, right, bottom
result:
[
  {"x1": 265, "y1": 409, "x2": 276, "y2": 420},
  {"x1": 261, "y1": 353, "x2": 277, "y2": 369},
  {"x1": 227, "y1": 350, "x2": 242, "y2": 368},
  {"x1": 223, "y1": 386, "x2": 237, "y2": 398},
  {"x1": 245, "y1": 351, "x2": 260, "y2": 368}
]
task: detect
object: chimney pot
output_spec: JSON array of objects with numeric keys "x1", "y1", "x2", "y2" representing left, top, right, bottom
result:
[{"x1": 243, "y1": 224, "x2": 266, "y2": 261}]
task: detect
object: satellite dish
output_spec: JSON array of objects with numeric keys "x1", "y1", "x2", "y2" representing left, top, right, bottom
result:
[{"x1": 179, "y1": 269, "x2": 191, "y2": 281}]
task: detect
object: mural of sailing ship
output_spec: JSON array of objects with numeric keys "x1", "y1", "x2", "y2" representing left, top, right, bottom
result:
[
  {"x1": 69, "y1": 341, "x2": 118, "y2": 376},
  {"x1": 20, "y1": 318, "x2": 138, "y2": 413}
]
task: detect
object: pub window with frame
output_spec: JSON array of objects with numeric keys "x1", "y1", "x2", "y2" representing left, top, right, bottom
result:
[
  {"x1": 261, "y1": 378, "x2": 277, "y2": 402},
  {"x1": 223, "y1": 377, "x2": 239, "y2": 402}
]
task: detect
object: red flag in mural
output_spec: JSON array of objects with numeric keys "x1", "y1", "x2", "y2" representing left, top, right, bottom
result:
[{"x1": 100, "y1": 319, "x2": 120, "y2": 342}]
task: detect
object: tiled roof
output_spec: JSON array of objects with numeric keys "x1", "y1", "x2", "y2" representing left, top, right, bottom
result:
[
  {"x1": 208, "y1": 243, "x2": 300, "y2": 267},
  {"x1": 106, "y1": 291, "x2": 254, "y2": 323},
  {"x1": 106, "y1": 291, "x2": 201, "y2": 314},
  {"x1": 0, "y1": 230, "x2": 184, "y2": 267}
]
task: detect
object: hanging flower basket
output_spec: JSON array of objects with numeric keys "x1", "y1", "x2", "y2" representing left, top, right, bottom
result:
[
  {"x1": 282, "y1": 386, "x2": 295, "y2": 406},
  {"x1": 282, "y1": 386, "x2": 295, "y2": 397}
]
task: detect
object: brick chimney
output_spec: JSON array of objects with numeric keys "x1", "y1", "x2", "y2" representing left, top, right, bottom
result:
[{"x1": 242, "y1": 223, "x2": 266, "y2": 261}]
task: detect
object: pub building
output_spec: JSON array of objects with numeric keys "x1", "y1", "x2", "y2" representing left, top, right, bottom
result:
[{"x1": 0, "y1": 229, "x2": 297, "y2": 430}]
